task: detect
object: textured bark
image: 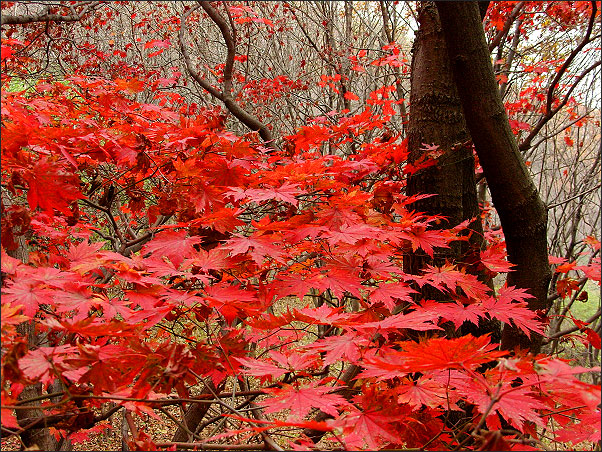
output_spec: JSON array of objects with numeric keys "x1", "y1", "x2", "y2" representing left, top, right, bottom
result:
[
  {"x1": 437, "y1": 2, "x2": 552, "y2": 353},
  {"x1": 405, "y1": 2, "x2": 492, "y2": 312}
]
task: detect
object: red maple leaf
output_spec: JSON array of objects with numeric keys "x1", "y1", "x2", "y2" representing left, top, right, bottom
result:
[
  {"x1": 262, "y1": 383, "x2": 349, "y2": 420},
  {"x1": 397, "y1": 334, "x2": 506, "y2": 372},
  {"x1": 417, "y1": 299, "x2": 485, "y2": 329},
  {"x1": 224, "y1": 234, "x2": 285, "y2": 264},
  {"x1": 244, "y1": 182, "x2": 305, "y2": 206},
  {"x1": 234, "y1": 356, "x2": 289, "y2": 379},
  {"x1": 22, "y1": 159, "x2": 83, "y2": 215},
  {"x1": 396, "y1": 376, "x2": 453, "y2": 409},
  {"x1": 19, "y1": 345, "x2": 77, "y2": 385},
  {"x1": 294, "y1": 303, "x2": 351, "y2": 325},
  {"x1": 141, "y1": 230, "x2": 203, "y2": 268},
  {"x1": 418, "y1": 263, "x2": 491, "y2": 300},
  {"x1": 369, "y1": 282, "x2": 417, "y2": 310},
  {"x1": 335, "y1": 409, "x2": 400, "y2": 450},
  {"x1": 482, "y1": 286, "x2": 542, "y2": 336},
  {"x1": 2, "y1": 281, "x2": 54, "y2": 317},
  {"x1": 304, "y1": 333, "x2": 367, "y2": 365},
  {"x1": 480, "y1": 245, "x2": 514, "y2": 273}
]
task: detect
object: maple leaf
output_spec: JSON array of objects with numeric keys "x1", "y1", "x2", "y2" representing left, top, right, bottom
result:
[
  {"x1": 224, "y1": 234, "x2": 285, "y2": 264},
  {"x1": 335, "y1": 410, "x2": 400, "y2": 450},
  {"x1": 183, "y1": 247, "x2": 231, "y2": 272},
  {"x1": 262, "y1": 383, "x2": 349, "y2": 420},
  {"x1": 1, "y1": 281, "x2": 54, "y2": 317},
  {"x1": 235, "y1": 350, "x2": 316, "y2": 381},
  {"x1": 396, "y1": 376, "x2": 451, "y2": 409},
  {"x1": 68, "y1": 422, "x2": 111, "y2": 445},
  {"x1": 554, "y1": 410, "x2": 602, "y2": 445},
  {"x1": 290, "y1": 124, "x2": 332, "y2": 152},
  {"x1": 271, "y1": 274, "x2": 316, "y2": 301},
  {"x1": 66, "y1": 240, "x2": 130, "y2": 274},
  {"x1": 398, "y1": 334, "x2": 506, "y2": 372},
  {"x1": 268, "y1": 350, "x2": 317, "y2": 372},
  {"x1": 244, "y1": 182, "x2": 305, "y2": 206},
  {"x1": 22, "y1": 159, "x2": 83, "y2": 215},
  {"x1": 114, "y1": 78, "x2": 145, "y2": 93},
  {"x1": 404, "y1": 227, "x2": 449, "y2": 258},
  {"x1": 309, "y1": 268, "x2": 364, "y2": 299},
  {"x1": 317, "y1": 204, "x2": 363, "y2": 229},
  {"x1": 352, "y1": 310, "x2": 441, "y2": 335},
  {"x1": 480, "y1": 245, "x2": 514, "y2": 273},
  {"x1": 418, "y1": 263, "x2": 491, "y2": 300},
  {"x1": 19, "y1": 345, "x2": 77, "y2": 385},
  {"x1": 369, "y1": 282, "x2": 417, "y2": 310},
  {"x1": 233, "y1": 356, "x2": 289, "y2": 379},
  {"x1": 325, "y1": 223, "x2": 383, "y2": 245},
  {"x1": 143, "y1": 39, "x2": 171, "y2": 49},
  {"x1": 141, "y1": 230, "x2": 203, "y2": 268},
  {"x1": 304, "y1": 333, "x2": 367, "y2": 365},
  {"x1": 417, "y1": 299, "x2": 485, "y2": 329},
  {"x1": 204, "y1": 283, "x2": 259, "y2": 322},
  {"x1": 1, "y1": 303, "x2": 29, "y2": 335},
  {"x1": 189, "y1": 207, "x2": 244, "y2": 233},
  {"x1": 1, "y1": 45, "x2": 14, "y2": 60},
  {"x1": 0, "y1": 248, "x2": 24, "y2": 274},
  {"x1": 482, "y1": 286, "x2": 542, "y2": 336},
  {"x1": 294, "y1": 303, "x2": 351, "y2": 325}
]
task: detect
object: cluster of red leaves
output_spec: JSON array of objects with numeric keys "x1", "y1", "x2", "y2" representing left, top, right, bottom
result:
[{"x1": 1, "y1": 75, "x2": 600, "y2": 450}]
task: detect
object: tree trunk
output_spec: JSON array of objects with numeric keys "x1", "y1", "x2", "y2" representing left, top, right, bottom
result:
[
  {"x1": 436, "y1": 1, "x2": 552, "y2": 353},
  {"x1": 405, "y1": 2, "x2": 494, "y2": 335},
  {"x1": 406, "y1": 2, "x2": 478, "y2": 259},
  {"x1": 2, "y1": 193, "x2": 61, "y2": 451}
]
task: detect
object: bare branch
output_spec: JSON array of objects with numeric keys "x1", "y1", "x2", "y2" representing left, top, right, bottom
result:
[
  {"x1": 547, "y1": 183, "x2": 601, "y2": 210},
  {"x1": 1, "y1": 2, "x2": 104, "y2": 25},
  {"x1": 519, "y1": 59, "x2": 601, "y2": 153},
  {"x1": 178, "y1": 1, "x2": 276, "y2": 150}
]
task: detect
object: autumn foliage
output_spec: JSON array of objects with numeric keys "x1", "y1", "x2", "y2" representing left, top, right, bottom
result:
[{"x1": 1, "y1": 2, "x2": 601, "y2": 451}]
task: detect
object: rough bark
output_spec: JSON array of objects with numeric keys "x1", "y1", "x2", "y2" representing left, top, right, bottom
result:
[
  {"x1": 406, "y1": 2, "x2": 476, "y2": 254},
  {"x1": 436, "y1": 1, "x2": 552, "y2": 353},
  {"x1": 405, "y1": 3, "x2": 493, "y2": 325}
]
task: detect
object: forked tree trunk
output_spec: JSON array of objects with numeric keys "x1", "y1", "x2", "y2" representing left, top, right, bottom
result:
[{"x1": 437, "y1": 1, "x2": 552, "y2": 353}]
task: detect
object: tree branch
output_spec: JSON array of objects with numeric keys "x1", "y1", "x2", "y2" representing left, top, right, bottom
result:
[
  {"x1": 519, "y1": 0, "x2": 599, "y2": 153},
  {"x1": 488, "y1": 2, "x2": 525, "y2": 52},
  {"x1": 1, "y1": 2, "x2": 104, "y2": 25},
  {"x1": 547, "y1": 182, "x2": 601, "y2": 210},
  {"x1": 519, "y1": 59, "x2": 601, "y2": 153},
  {"x1": 544, "y1": 308, "x2": 601, "y2": 343},
  {"x1": 178, "y1": 1, "x2": 277, "y2": 150}
]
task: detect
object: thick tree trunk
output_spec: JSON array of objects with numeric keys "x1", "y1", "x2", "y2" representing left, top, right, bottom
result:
[
  {"x1": 436, "y1": 1, "x2": 552, "y2": 353},
  {"x1": 406, "y1": 1, "x2": 479, "y2": 263},
  {"x1": 405, "y1": 3, "x2": 496, "y2": 341}
]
